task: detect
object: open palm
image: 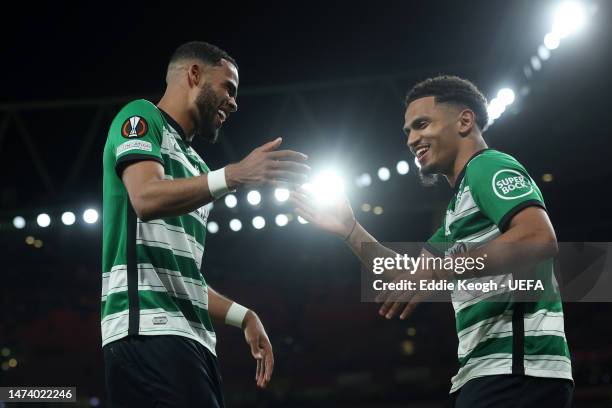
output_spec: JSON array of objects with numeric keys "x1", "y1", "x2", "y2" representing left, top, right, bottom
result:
[{"x1": 290, "y1": 188, "x2": 356, "y2": 238}]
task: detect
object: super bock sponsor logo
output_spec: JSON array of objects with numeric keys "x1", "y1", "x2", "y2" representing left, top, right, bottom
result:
[{"x1": 492, "y1": 169, "x2": 534, "y2": 200}]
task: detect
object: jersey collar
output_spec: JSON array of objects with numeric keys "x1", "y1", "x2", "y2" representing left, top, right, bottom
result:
[
  {"x1": 453, "y1": 148, "x2": 492, "y2": 194},
  {"x1": 159, "y1": 108, "x2": 190, "y2": 146}
]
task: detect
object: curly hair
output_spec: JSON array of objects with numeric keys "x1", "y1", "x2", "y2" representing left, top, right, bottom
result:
[{"x1": 405, "y1": 75, "x2": 489, "y2": 131}]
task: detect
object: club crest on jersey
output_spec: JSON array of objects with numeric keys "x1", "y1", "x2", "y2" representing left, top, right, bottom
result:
[{"x1": 121, "y1": 116, "x2": 148, "y2": 138}]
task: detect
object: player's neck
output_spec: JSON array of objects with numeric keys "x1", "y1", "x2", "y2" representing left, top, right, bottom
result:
[
  {"x1": 157, "y1": 93, "x2": 195, "y2": 143},
  {"x1": 446, "y1": 139, "x2": 488, "y2": 188}
]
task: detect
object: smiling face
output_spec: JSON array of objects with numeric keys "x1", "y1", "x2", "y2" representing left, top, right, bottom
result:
[
  {"x1": 403, "y1": 96, "x2": 463, "y2": 177},
  {"x1": 192, "y1": 59, "x2": 239, "y2": 143}
]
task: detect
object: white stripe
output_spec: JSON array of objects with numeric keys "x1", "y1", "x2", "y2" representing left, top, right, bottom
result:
[
  {"x1": 161, "y1": 175, "x2": 211, "y2": 228},
  {"x1": 101, "y1": 263, "x2": 208, "y2": 309},
  {"x1": 452, "y1": 273, "x2": 513, "y2": 313},
  {"x1": 101, "y1": 308, "x2": 217, "y2": 355},
  {"x1": 160, "y1": 129, "x2": 200, "y2": 176},
  {"x1": 456, "y1": 309, "x2": 567, "y2": 358},
  {"x1": 137, "y1": 220, "x2": 204, "y2": 269}
]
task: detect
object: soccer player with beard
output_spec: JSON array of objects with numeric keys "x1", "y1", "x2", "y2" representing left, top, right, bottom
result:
[
  {"x1": 101, "y1": 41, "x2": 309, "y2": 407},
  {"x1": 291, "y1": 76, "x2": 573, "y2": 407}
]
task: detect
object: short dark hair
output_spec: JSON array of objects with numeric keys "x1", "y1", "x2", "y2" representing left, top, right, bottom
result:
[
  {"x1": 169, "y1": 41, "x2": 238, "y2": 70},
  {"x1": 405, "y1": 75, "x2": 489, "y2": 131}
]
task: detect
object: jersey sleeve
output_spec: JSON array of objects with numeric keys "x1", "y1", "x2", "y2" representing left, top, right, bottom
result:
[
  {"x1": 466, "y1": 151, "x2": 546, "y2": 232},
  {"x1": 107, "y1": 99, "x2": 164, "y2": 177},
  {"x1": 424, "y1": 225, "x2": 447, "y2": 257}
]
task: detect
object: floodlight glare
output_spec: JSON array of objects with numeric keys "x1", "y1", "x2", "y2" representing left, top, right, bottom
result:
[
  {"x1": 207, "y1": 221, "x2": 219, "y2": 234},
  {"x1": 497, "y1": 88, "x2": 516, "y2": 106},
  {"x1": 304, "y1": 169, "x2": 346, "y2": 206},
  {"x1": 355, "y1": 173, "x2": 372, "y2": 188},
  {"x1": 247, "y1": 190, "x2": 261, "y2": 206},
  {"x1": 224, "y1": 194, "x2": 238, "y2": 208},
  {"x1": 13, "y1": 216, "x2": 26, "y2": 229},
  {"x1": 275, "y1": 214, "x2": 289, "y2": 227},
  {"x1": 274, "y1": 188, "x2": 290, "y2": 202},
  {"x1": 37, "y1": 213, "x2": 51, "y2": 227},
  {"x1": 83, "y1": 209, "x2": 99, "y2": 224},
  {"x1": 252, "y1": 216, "x2": 266, "y2": 230},
  {"x1": 377, "y1": 167, "x2": 391, "y2": 181},
  {"x1": 544, "y1": 32, "x2": 561, "y2": 50},
  {"x1": 229, "y1": 219, "x2": 242, "y2": 232},
  {"x1": 62, "y1": 211, "x2": 76, "y2": 226},
  {"x1": 552, "y1": 1, "x2": 586, "y2": 39}
]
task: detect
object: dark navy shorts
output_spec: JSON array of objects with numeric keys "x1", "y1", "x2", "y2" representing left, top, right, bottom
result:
[
  {"x1": 451, "y1": 374, "x2": 573, "y2": 408},
  {"x1": 104, "y1": 335, "x2": 224, "y2": 408}
]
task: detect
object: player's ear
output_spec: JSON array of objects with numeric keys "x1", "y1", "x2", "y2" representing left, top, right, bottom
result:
[
  {"x1": 458, "y1": 109, "x2": 475, "y2": 137},
  {"x1": 187, "y1": 63, "x2": 202, "y2": 88}
]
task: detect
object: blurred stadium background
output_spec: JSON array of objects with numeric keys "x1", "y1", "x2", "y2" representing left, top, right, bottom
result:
[{"x1": 1, "y1": 1, "x2": 611, "y2": 406}]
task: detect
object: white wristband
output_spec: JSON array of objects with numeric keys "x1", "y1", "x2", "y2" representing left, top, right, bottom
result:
[
  {"x1": 207, "y1": 167, "x2": 232, "y2": 199},
  {"x1": 225, "y1": 302, "x2": 249, "y2": 328}
]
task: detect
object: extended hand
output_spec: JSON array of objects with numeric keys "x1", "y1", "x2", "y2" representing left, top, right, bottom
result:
[
  {"x1": 226, "y1": 138, "x2": 310, "y2": 189},
  {"x1": 290, "y1": 187, "x2": 356, "y2": 239},
  {"x1": 243, "y1": 311, "x2": 274, "y2": 388}
]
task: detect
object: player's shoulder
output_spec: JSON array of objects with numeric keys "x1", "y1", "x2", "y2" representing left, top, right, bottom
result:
[
  {"x1": 466, "y1": 149, "x2": 525, "y2": 176},
  {"x1": 116, "y1": 99, "x2": 161, "y2": 120}
]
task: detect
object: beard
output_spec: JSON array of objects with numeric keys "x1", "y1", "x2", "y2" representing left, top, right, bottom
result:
[
  {"x1": 194, "y1": 85, "x2": 221, "y2": 143},
  {"x1": 417, "y1": 161, "x2": 440, "y2": 187}
]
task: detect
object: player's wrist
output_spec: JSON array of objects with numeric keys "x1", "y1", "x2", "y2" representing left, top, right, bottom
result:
[
  {"x1": 224, "y1": 163, "x2": 241, "y2": 190},
  {"x1": 225, "y1": 302, "x2": 250, "y2": 328}
]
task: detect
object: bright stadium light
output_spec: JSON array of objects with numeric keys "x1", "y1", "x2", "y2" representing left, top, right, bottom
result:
[
  {"x1": 355, "y1": 173, "x2": 372, "y2": 188},
  {"x1": 497, "y1": 88, "x2": 516, "y2": 106},
  {"x1": 544, "y1": 32, "x2": 561, "y2": 50},
  {"x1": 83, "y1": 209, "x2": 99, "y2": 224},
  {"x1": 552, "y1": 1, "x2": 586, "y2": 39},
  {"x1": 274, "y1": 188, "x2": 290, "y2": 202},
  {"x1": 224, "y1": 194, "x2": 238, "y2": 208},
  {"x1": 61, "y1": 211, "x2": 76, "y2": 226},
  {"x1": 229, "y1": 219, "x2": 242, "y2": 232},
  {"x1": 207, "y1": 221, "x2": 219, "y2": 234},
  {"x1": 487, "y1": 98, "x2": 506, "y2": 121},
  {"x1": 247, "y1": 190, "x2": 261, "y2": 206},
  {"x1": 275, "y1": 214, "x2": 289, "y2": 227},
  {"x1": 377, "y1": 167, "x2": 391, "y2": 181},
  {"x1": 396, "y1": 161, "x2": 410, "y2": 175},
  {"x1": 37, "y1": 213, "x2": 51, "y2": 228},
  {"x1": 538, "y1": 45, "x2": 551, "y2": 61},
  {"x1": 252, "y1": 216, "x2": 266, "y2": 230},
  {"x1": 305, "y1": 169, "x2": 346, "y2": 206},
  {"x1": 297, "y1": 216, "x2": 308, "y2": 224},
  {"x1": 13, "y1": 216, "x2": 26, "y2": 229}
]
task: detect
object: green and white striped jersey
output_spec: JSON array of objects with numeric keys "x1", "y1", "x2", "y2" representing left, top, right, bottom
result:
[
  {"x1": 101, "y1": 99, "x2": 216, "y2": 355},
  {"x1": 424, "y1": 149, "x2": 572, "y2": 393}
]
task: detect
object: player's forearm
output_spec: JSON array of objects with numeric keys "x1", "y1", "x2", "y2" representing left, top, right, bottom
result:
[
  {"x1": 345, "y1": 222, "x2": 406, "y2": 281},
  {"x1": 207, "y1": 287, "x2": 234, "y2": 324},
  {"x1": 132, "y1": 174, "x2": 215, "y2": 221}
]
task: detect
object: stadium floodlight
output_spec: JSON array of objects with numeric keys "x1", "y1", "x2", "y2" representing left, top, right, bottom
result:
[
  {"x1": 355, "y1": 173, "x2": 372, "y2": 187},
  {"x1": 275, "y1": 214, "x2": 289, "y2": 227},
  {"x1": 252, "y1": 216, "x2": 266, "y2": 230},
  {"x1": 61, "y1": 211, "x2": 76, "y2": 226},
  {"x1": 247, "y1": 190, "x2": 261, "y2": 206},
  {"x1": 224, "y1": 194, "x2": 238, "y2": 208},
  {"x1": 487, "y1": 98, "x2": 506, "y2": 121},
  {"x1": 83, "y1": 209, "x2": 99, "y2": 224},
  {"x1": 274, "y1": 188, "x2": 290, "y2": 202},
  {"x1": 377, "y1": 167, "x2": 391, "y2": 181},
  {"x1": 497, "y1": 88, "x2": 516, "y2": 106},
  {"x1": 396, "y1": 160, "x2": 410, "y2": 175},
  {"x1": 304, "y1": 169, "x2": 346, "y2": 206},
  {"x1": 37, "y1": 213, "x2": 51, "y2": 228},
  {"x1": 13, "y1": 216, "x2": 26, "y2": 229},
  {"x1": 297, "y1": 216, "x2": 308, "y2": 224},
  {"x1": 552, "y1": 1, "x2": 586, "y2": 39},
  {"x1": 229, "y1": 219, "x2": 242, "y2": 232},
  {"x1": 207, "y1": 221, "x2": 219, "y2": 234}
]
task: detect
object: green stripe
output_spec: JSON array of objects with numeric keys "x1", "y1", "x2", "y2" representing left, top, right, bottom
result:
[
  {"x1": 455, "y1": 292, "x2": 513, "y2": 332},
  {"x1": 101, "y1": 290, "x2": 213, "y2": 331},
  {"x1": 449, "y1": 212, "x2": 493, "y2": 240},
  {"x1": 136, "y1": 244, "x2": 205, "y2": 283},
  {"x1": 458, "y1": 334, "x2": 569, "y2": 367},
  {"x1": 162, "y1": 215, "x2": 206, "y2": 247}
]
